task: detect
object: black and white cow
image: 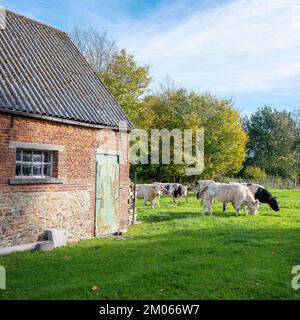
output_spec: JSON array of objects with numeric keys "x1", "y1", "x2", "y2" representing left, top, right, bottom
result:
[
  {"x1": 223, "y1": 183, "x2": 280, "y2": 212},
  {"x1": 155, "y1": 183, "x2": 187, "y2": 206},
  {"x1": 245, "y1": 183, "x2": 280, "y2": 211}
]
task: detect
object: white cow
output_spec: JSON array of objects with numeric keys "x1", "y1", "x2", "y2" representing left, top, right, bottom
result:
[
  {"x1": 202, "y1": 182, "x2": 259, "y2": 216},
  {"x1": 136, "y1": 184, "x2": 161, "y2": 209},
  {"x1": 222, "y1": 182, "x2": 279, "y2": 213},
  {"x1": 195, "y1": 180, "x2": 215, "y2": 203}
]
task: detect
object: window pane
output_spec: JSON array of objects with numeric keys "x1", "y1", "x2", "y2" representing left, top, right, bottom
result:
[
  {"x1": 33, "y1": 164, "x2": 42, "y2": 176},
  {"x1": 22, "y1": 164, "x2": 32, "y2": 176},
  {"x1": 16, "y1": 163, "x2": 21, "y2": 176},
  {"x1": 16, "y1": 150, "x2": 21, "y2": 161},
  {"x1": 33, "y1": 151, "x2": 42, "y2": 163},
  {"x1": 43, "y1": 152, "x2": 52, "y2": 163},
  {"x1": 23, "y1": 151, "x2": 32, "y2": 162},
  {"x1": 43, "y1": 164, "x2": 52, "y2": 177}
]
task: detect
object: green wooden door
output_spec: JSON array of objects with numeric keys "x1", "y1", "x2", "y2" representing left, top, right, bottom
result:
[{"x1": 95, "y1": 154, "x2": 119, "y2": 235}]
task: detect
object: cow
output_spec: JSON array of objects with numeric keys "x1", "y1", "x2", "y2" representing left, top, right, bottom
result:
[
  {"x1": 195, "y1": 180, "x2": 215, "y2": 200},
  {"x1": 155, "y1": 183, "x2": 188, "y2": 206},
  {"x1": 244, "y1": 183, "x2": 280, "y2": 211},
  {"x1": 202, "y1": 182, "x2": 259, "y2": 216},
  {"x1": 136, "y1": 184, "x2": 161, "y2": 209},
  {"x1": 222, "y1": 183, "x2": 280, "y2": 212}
]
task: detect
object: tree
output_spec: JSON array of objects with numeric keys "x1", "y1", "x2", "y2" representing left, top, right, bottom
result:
[
  {"x1": 244, "y1": 106, "x2": 299, "y2": 178},
  {"x1": 244, "y1": 166, "x2": 268, "y2": 180},
  {"x1": 70, "y1": 28, "x2": 151, "y2": 125},
  {"x1": 292, "y1": 109, "x2": 300, "y2": 128},
  {"x1": 133, "y1": 87, "x2": 248, "y2": 181},
  {"x1": 99, "y1": 49, "x2": 151, "y2": 124},
  {"x1": 70, "y1": 27, "x2": 117, "y2": 74}
]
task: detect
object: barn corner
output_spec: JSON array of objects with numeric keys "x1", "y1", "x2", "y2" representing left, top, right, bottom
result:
[{"x1": 0, "y1": 10, "x2": 134, "y2": 252}]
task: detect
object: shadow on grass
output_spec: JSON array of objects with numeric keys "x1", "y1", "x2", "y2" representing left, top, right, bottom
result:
[
  {"x1": 1, "y1": 221, "x2": 299, "y2": 300},
  {"x1": 140, "y1": 210, "x2": 246, "y2": 223}
]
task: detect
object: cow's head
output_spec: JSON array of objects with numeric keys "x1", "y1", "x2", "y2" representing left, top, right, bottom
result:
[
  {"x1": 268, "y1": 197, "x2": 280, "y2": 211},
  {"x1": 255, "y1": 187, "x2": 280, "y2": 211},
  {"x1": 250, "y1": 200, "x2": 260, "y2": 215}
]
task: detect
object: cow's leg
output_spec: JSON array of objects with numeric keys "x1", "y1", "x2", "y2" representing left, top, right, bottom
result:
[
  {"x1": 151, "y1": 199, "x2": 155, "y2": 209},
  {"x1": 202, "y1": 202, "x2": 207, "y2": 215},
  {"x1": 202, "y1": 198, "x2": 213, "y2": 216},
  {"x1": 242, "y1": 205, "x2": 248, "y2": 215},
  {"x1": 173, "y1": 197, "x2": 177, "y2": 207},
  {"x1": 157, "y1": 196, "x2": 160, "y2": 208},
  {"x1": 235, "y1": 201, "x2": 242, "y2": 216},
  {"x1": 202, "y1": 198, "x2": 208, "y2": 215},
  {"x1": 144, "y1": 198, "x2": 147, "y2": 208},
  {"x1": 208, "y1": 201, "x2": 213, "y2": 216},
  {"x1": 223, "y1": 202, "x2": 227, "y2": 212}
]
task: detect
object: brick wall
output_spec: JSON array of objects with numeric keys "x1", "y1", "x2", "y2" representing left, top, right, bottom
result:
[{"x1": 0, "y1": 113, "x2": 130, "y2": 248}]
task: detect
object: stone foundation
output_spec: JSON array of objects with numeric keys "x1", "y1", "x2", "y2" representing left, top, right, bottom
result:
[
  {"x1": 0, "y1": 113, "x2": 131, "y2": 248},
  {"x1": 0, "y1": 190, "x2": 93, "y2": 248}
]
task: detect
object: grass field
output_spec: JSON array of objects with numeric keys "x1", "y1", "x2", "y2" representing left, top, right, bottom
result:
[{"x1": 0, "y1": 189, "x2": 300, "y2": 300}]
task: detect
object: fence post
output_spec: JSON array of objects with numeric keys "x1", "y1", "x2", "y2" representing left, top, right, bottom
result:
[{"x1": 132, "y1": 171, "x2": 137, "y2": 225}]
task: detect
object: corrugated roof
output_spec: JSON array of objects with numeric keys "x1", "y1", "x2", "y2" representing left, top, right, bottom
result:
[{"x1": 0, "y1": 10, "x2": 133, "y2": 130}]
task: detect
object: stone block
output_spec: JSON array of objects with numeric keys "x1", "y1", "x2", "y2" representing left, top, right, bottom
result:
[
  {"x1": 36, "y1": 241, "x2": 55, "y2": 251},
  {"x1": 47, "y1": 229, "x2": 66, "y2": 248}
]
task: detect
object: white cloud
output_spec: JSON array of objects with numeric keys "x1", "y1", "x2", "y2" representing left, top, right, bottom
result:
[
  {"x1": 8, "y1": 0, "x2": 298, "y2": 110},
  {"x1": 109, "y1": 0, "x2": 300, "y2": 98}
]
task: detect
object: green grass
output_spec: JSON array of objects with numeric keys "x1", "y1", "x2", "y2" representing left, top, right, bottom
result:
[{"x1": 0, "y1": 190, "x2": 300, "y2": 300}]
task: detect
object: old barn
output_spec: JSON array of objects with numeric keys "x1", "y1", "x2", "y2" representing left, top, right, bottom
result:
[{"x1": 0, "y1": 11, "x2": 133, "y2": 249}]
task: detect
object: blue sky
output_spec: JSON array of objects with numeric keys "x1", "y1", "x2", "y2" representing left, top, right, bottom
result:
[{"x1": 2, "y1": 0, "x2": 300, "y2": 115}]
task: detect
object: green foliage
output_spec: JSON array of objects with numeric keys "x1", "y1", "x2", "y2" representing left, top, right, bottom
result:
[
  {"x1": 1, "y1": 190, "x2": 300, "y2": 300},
  {"x1": 244, "y1": 106, "x2": 300, "y2": 179},
  {"x1": 72, "y1": 27, "x2": 300, "y2": 182},
  {"x1": 133, "y1": 87, "x2": 248, "y2": 180},
  {"x1": 244, "y1": 166, "x2": 268, "y2": 180},
  {"x1": 100, "y1": 49, "x2": 151, "y2": 125}
]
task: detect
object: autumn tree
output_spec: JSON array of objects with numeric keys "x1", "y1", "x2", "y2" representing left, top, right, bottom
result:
[
  {"x1": 71, "y1": 28, "x2": 151, "y2": 125},
  {"x1": 99, "y1": 49, "x2": 151, "y2": 124},
  {"x1": 134, "y1": 87, "x2": 248, "y2": 181}
]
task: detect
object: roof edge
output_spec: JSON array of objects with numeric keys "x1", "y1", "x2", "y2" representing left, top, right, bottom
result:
[
  {"x1": 64, "y1": 33, "x2": 135, "y2": 130},
  {"x1": 0, "y1": 109, "x2": 132, "y2": 132},
  {"x1": 4, "y1": 9, "x2": 68, "y2": 36},
  {"x1": 1, "y1": 9, "x2": 134, "y2": 130}
]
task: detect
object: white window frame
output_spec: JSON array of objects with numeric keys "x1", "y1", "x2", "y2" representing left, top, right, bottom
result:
[{"x1": 16, "y1": 149, "x2": 53, "y2": 178}]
